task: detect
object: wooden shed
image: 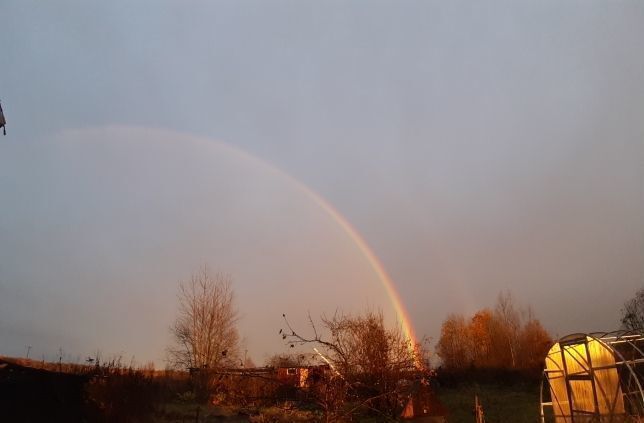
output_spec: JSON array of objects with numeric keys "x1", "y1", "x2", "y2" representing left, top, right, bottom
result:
[{"x1": 276, "y1": 365, "x2": 330, "y2": 388}]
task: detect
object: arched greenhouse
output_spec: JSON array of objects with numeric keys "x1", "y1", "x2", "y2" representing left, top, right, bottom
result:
[{"x1": 541, "y1": 331, "x2": 644, "y2": 422}]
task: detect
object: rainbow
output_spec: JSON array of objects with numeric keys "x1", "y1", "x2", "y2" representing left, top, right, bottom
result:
[
  {"x1": 210, "y1": 140, "x2": 421, "y2": 359},
  {"x1": 285, "y1": 177, "x2": 420, "y2": 345},
  {"x1": 66, "y1": 126, "x2": 421, "y2": 365}
]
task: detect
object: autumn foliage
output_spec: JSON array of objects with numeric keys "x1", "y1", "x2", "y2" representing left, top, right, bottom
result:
[{"x1": 436, "y1": 292, "x2": 551, "y2": 371}]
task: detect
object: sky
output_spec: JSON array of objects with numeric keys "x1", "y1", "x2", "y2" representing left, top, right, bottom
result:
[{"x1": 1, "y1": 1, "x2": 643, "y2": 366}]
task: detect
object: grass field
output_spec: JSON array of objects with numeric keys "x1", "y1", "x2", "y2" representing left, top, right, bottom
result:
[
  {"x1": 154, "y1": 403, "x2": 320, "y2": 422},
  {"x1": 437, "y1": 383, "x2": 540, "y2": 423},
  {"x1": 155, "y1": 381, "x2": 542, "y2": 422}
]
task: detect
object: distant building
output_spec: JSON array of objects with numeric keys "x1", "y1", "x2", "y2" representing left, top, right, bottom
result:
[{"x1": 276, "y1": 365, "x2": 330, "y2": 388}]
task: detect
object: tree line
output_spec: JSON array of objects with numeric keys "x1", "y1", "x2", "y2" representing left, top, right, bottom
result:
[{"x1": 436, "y1": 291, "x2": 551, "y2": 371}]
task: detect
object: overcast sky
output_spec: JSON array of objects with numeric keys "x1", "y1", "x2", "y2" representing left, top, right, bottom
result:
[{"x1": 1, "y1": 1, "x2": 643, "y2": 365}]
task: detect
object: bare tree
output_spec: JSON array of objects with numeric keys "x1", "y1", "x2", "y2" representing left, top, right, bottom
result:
[
  {"x1": 493, "y1": 290, "x2": 521, "y2": 368},
  {"x1": 168, "y1": 267, "x2": 239, "y2": 370},
  {"x1": 622, "y1": 288, "x2": 644, "y2": 330},
  {"x1": 281, "y1": 310, "x2": 429, "y2": 420}
]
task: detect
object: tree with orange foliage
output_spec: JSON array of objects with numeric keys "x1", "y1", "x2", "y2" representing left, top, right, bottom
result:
[
  {"x1": 436, "y1": 314, "x2": 470, "y2": 369},
  {"x1": 468, "y1": 309, "x2": 494, "y2": 368},
  {"x1": 436, "y1": 292, "x2": 552, "y2": 371},
  {"x1": 516, "y1": 316, "x2": 551, "y2": 369}
]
